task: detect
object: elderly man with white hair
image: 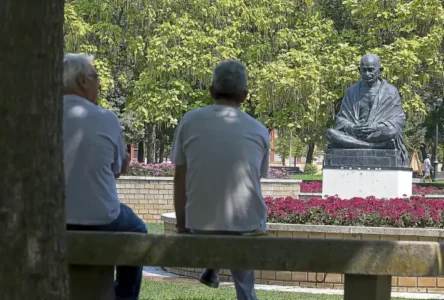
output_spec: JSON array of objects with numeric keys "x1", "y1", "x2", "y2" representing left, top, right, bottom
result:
[
  {"x1": 171, "y1": 60, "x2": 270, "y2": 300},
  {"x1": 63, "y1": 53, "x2": 147, "y2": 300}
]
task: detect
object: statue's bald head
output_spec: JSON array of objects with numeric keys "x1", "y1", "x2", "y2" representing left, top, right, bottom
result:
[
  {"x1": 360, "y1": 54, "x2": 381, "y2": 68},
  {"x1": 359, "y1": 54, "x2": 383, "y2": 86}
]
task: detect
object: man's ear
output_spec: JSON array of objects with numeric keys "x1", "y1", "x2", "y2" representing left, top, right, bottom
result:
[
  {"x1": 209, "y1": 85, "x2": 216, "y2": 99},
  {"x1": 76, "y1": 74, "x2": 87, "y2": 89},
  {"x1": 379, "y1": 67, "x2": 384, "y2": 72}
]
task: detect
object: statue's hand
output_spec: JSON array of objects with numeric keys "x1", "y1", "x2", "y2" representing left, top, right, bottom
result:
[{"x1": 355, "y1": 124, "x2": 384, "y2": 139}]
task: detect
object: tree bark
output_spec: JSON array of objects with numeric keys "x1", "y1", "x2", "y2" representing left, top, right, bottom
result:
[
  {"x1": 137, "y1": 141, "x2": 144, "y2": 163},
  {"x1": 158, "y1": 141, "x2": 165, "y2": 163},
  {"x1": 145, "y1": 123, "x2": 156, "y2": 163},
  {"x1": 0, "y1": 1, "x2": 68, "y2": 299},
  {"x1": 305, "y1": 142, "x2": 315, "y2": 164}
]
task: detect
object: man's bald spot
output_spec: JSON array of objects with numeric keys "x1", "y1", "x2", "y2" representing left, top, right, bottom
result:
[{"x1": 360, "y1": 54, "x2": 381, "y2": 68}]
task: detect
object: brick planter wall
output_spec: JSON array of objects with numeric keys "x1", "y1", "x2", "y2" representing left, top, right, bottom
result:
[
  {"x1": 117, "y1": 177, "x2": 301, "y2": 223},
  {"x1": 162, "y1": 213, "x2": 444, "y2": 294}
]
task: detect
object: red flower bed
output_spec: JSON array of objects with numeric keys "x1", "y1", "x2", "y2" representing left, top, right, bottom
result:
[
  {"x1": 301, "y1": 182, "x2": 444, "y2": 195},
  {"x1": 300, "y1": 181, "x2": 322, "y2": 193},
  {"x1": 266, "y1": 196, "x2": 444, "y2": 228}
]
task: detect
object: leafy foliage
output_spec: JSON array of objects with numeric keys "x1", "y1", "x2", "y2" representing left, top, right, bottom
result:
[
  {"x1": 64, "y1": 0, "x2": 444, "y2": 157},
  {"x1": 303, "y1": 164, "x2": 318, "y2": 175}
]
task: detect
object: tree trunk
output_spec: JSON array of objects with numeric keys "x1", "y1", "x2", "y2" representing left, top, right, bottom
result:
[
  {"x1": 137, "y1": 141, "x2": 144, "y2": 163},
  {"x1": 145, "y1": 123, "x2": 156, "y2": 163},
  {"x1": 305, "y1": 142, "x2": 315, "y2": 164},
  {"x1": 158, "y1": 141, "x2": 165, "y2": 163},
  {"x1": 0, "y1": 1, "x2": 68, "y2": 299}
]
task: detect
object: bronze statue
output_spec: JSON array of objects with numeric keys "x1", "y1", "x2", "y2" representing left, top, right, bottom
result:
[{"x1": 326, "y1": 54, "x2": 408, "y2": 164}]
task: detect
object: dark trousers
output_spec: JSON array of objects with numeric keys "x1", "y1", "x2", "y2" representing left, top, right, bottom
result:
[{"x1": 67, "y1": 203, "x2": 147, "y2": 300}]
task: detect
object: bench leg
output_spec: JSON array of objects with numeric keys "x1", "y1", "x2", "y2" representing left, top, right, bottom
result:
[
  {"x1": 69, "y1": 265, "x2": 114, "y2": 300},
  {"x1": 344, "y1": 274, "x2": 391, "y2": 300}
]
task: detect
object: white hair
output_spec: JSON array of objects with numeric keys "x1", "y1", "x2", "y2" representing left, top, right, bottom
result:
[
  {"x1": 211, "y1": 60, "x2": 247, "y2": 99},
  {"x1": 63, "y1": 53, "x2": 95, "y2": 89}
]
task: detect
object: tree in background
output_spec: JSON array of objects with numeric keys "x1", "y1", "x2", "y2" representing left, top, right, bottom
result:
[
  {"x1": 0, "y1": 0, "x2": 68, "y2": 298},
  {"x1": 64, "y1": 0, "x2": 444, "y2": 164},
  {"x1": 273, "y1": 130, "x2": 306, "y2": 166}
]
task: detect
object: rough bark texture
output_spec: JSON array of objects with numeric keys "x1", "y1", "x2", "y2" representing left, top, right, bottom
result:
[
  {"x1": 305, "y1": 142, "x2": 315, "y2": 164},
  {"x1": 0, "y1": 1, "x2": 68, "y2": 299},
  {"x1": 137, "y1": 141, "x2": 145, "y2": 163},
  {"x1": 145, "y1": 123, "x2": 156, "y2": 163}
]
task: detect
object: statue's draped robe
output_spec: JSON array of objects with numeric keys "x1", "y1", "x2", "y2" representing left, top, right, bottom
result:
[{"x1": 335, "y1": 79, "x2": 408, "y2": 164}]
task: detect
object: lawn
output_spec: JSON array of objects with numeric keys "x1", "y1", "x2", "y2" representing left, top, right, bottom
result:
[
  {"x1": 139, "y1": 280, "x2": 430, "y2": 300},
  {"x1": 290, "y1": 174, "x2": 323, "y2": 181},
  {"x1": 147, "y1": 222, "x2": 164, "y2": 234}
]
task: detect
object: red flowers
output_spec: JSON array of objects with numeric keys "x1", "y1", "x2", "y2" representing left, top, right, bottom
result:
[
  {"x1": 300, "y1": 181, "x2": 322, "y2": 193},
  {"x1": 266, "y1": 196, "x2": 444, "y2": 228}
]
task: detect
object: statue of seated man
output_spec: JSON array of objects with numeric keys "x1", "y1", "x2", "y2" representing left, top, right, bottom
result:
[{"x1": 326, "y1": 54, "x2": 408, "y2": 163}]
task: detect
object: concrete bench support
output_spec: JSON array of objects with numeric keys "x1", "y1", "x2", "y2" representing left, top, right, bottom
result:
[
  {"x1": 69, "y1": 265, "x2": 114, "y2": 300},
  {"x1": 344, "y1": 275, "x2": 391, "y2": 300}
]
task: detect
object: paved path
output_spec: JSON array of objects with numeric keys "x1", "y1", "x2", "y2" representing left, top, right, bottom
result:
[{"x1": 142, "y1": 267, "x2": 444, "y2": 299}]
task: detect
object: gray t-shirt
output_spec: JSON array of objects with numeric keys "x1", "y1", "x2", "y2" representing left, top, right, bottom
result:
[
  {"x1": 63, "y1": 94, "x2": 126, "y2": 225},
  {"x1": 171, "y1": 104, "x2": 270, "y2": 232}
]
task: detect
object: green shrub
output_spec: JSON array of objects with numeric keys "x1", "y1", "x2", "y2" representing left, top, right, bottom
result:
[{"x1": 303, "y1": 163, "x2": 318, "y2": 175}]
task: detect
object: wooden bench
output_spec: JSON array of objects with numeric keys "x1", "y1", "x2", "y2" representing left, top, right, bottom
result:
[{"x1": 67, "y1": 231, "x2": 444, "y2": 300}]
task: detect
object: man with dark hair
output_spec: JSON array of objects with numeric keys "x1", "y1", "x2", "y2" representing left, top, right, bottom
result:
[{"x1": 171, "y1": 60, "x2": 270, "y2": 300}]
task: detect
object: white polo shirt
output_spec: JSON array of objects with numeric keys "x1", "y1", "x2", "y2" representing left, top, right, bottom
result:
[
  {"x1": 171, "y1": 104, "x2": 270, "y2": 232},
  {"x1": 63, "y1": 94, "x2": 127, "y2": 225}
]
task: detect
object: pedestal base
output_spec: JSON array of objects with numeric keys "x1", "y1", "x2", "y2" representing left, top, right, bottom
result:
[{"x1": 322, "y1": 167, "x2": 412, "y2": 199}]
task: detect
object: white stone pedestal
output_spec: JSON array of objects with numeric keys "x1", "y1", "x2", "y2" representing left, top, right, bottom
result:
[{"x1": 322, "y1": 168, "x2": 412, "y2": 199}]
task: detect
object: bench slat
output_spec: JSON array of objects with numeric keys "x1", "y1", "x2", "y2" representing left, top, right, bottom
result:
[{"x1": 67, "y1": 232, "x2": 444, "y2": 277}]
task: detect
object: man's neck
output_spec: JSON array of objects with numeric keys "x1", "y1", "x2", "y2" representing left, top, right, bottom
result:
[{"x1": 214, "y1": 99, "x2": 240, "y2": 108}]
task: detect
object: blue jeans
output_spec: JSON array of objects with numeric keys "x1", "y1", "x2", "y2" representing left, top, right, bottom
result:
[
  {"x1": 192, "y1": 230, "x2": 258, "y2": 300},
  {"x1": 67, "y1": 203, "x2": 147, "y2": 300}
]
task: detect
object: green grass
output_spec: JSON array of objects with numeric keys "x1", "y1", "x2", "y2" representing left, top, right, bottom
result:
[
  {"x1": 147, "y1": 223, "x2": 164, "y2": 234},
  {"x1": 139, "y1": 280, "x2": 429, "y2": 300},
  {"x1": 290, "y1": 174, "x2": 323, "y2": 181}
]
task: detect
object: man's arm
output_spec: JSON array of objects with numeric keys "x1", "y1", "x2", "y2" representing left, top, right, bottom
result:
[
  {"x1": 170, "y1": 120, "x2": 189, "y2": 232},
  {"x1": 115, "y1": 152, "x2": 131, "y2": 178},
  {"x1": 174, "y1": 164, "x2": 188, "y2": 232},
  {"x1": 112, "y1": 121, "x2": 129, "y2": 178},
  {"x1": 261, "y1": 135, "x2": 270, "y2": 178}
]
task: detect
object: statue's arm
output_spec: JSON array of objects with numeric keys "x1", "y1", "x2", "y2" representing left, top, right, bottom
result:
[
  {"x1": 335, "y1": 89, "x2": 356, "y2": 134},
  {"x1": 365, "y1": 122, "x2": 397, "y2": 142}
]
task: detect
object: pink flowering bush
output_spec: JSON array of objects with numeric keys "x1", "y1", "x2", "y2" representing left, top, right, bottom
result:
[
  {"x1": 127, "y1": 161, "x2": 289, "y2": 179},
  {"x1": 267, "y1": 168, "x2": 290, "y2": 179},
  {"x1": 300, "y1": 181, "x2": 322, "y2": 193},
  {"x1": 412, "y1": 185, "x2": 444, "y2": 195},
  {"x1": 127, "y1": 161, "x2": 176, "y2": 177},
  {"x1": 266, "y1": 196, "x2": 444, "y2": 228}
]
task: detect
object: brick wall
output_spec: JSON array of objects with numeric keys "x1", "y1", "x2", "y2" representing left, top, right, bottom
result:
[
  {"x1": 162, "y1": 218, "x2": 444, "y2": 294},
  {"x1": 117, "y1": 177, "x2": 301, "y2": 223}
]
